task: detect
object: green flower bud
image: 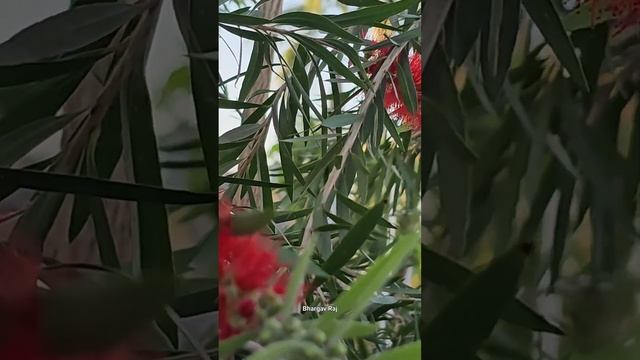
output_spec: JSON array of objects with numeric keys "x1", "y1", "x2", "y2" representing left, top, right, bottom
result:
[
  {"x1": 293, "y1": 328, "x2": 308, "y2": 340},
  {"x1": 302, "y1": 346, "x2": 324, "y2": 359},
  {"x1": 284, "y1": 317, "x2": 303, "y2": 333},
  {"x1": 254, "y1": 306, "x2": 268, "y2": 320},
  {"x1": 264, "y1": 318, "x2": 283, "y2": 334},
  {"x1": 259, "y1": 292, "x2": 284, "y2": 314},
  {"x1": 308, "y1": 329, "x2": 327, "y2": 345},
  {"x1": 329, "y1": 341, "x2": 347, "y2": 356},
  {"x1": 258, "y1": 329, "x2": 272, "y2": 343}
]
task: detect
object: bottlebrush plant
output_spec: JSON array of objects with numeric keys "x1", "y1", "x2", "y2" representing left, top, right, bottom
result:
[
  {"x1": 218, "y1": 0, "x2": 421, "y2": 359},
  {"x1": 0, "y1": 0, "x2": 217, "y2": 359},
  {"x1": 423, "y1": 0, "x2": 640, "y2": 359}
]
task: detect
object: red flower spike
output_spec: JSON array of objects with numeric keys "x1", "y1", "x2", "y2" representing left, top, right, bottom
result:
[
  {"x1": 581, "y1": 0, "x2": 640, "y2": 34},
  {"x1": 365, "y1": 30, "x2": 422, "y2": 131},
  {"x1": 0, "y1": 242, "x2": 146, "y2": 360},
  {"x1": 383, "y1": 52, "x2": 422, "y2": 131},
  {"x1": 218, "y1": 201, "x2": 302, "y2": 339}
]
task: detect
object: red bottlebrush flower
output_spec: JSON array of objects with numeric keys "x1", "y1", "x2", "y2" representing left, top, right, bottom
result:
[
  {"x1": 383, "y1": 52, "x2": 422, "y2": 131},
  {"x1": 365, "y1": 29, "x2": 422, "y2": 131},
  {"x1": 581, "y1": 0, "x2": 640, "y2": 34},
  {"x1": 0, "y1": 243, "x2": 46, "y2": 359},
  {"x1": 0, "y1": 243, "x2": 143, "y2": 360},
  {"x1": 218, "y1": 201, "x2": 298, "y2": 339}
]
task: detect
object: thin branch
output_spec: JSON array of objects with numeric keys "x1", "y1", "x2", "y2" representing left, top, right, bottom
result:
[{"x1": 300, "y1": 42, "x2": 409, "y2": 249}]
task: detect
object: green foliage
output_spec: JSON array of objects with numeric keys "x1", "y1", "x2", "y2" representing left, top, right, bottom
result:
[
  {"x1": 218, "y1": 0, "x2": 421, "y2": 358},
  {"x1": 423, "y1": 0, "x2": 640, "y2": 358},
  {"x1": 0, "y1": 1, "x2": 217, "y2": 358}
]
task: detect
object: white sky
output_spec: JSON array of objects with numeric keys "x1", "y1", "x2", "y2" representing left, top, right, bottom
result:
[
  {"x1": 219, "y1": 0, "x2": 356, "y2": 150},
  {"x1": 0, "y1": 1, "x2": 190, "y2": 154}
]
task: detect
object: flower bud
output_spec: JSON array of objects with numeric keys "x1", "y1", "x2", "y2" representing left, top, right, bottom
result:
[
  {"x1": 329, "y1": 341, "x2": 347, "y2": 356},
  {"x1": 293, "y1": 328, "x2": 308, "y2": 340},
  {"x1": 237, "y1": 298, "x2": 256, "y2": 319},
  {"x1": 308, "y1": 329, "x2": 327, "y2": 345},
  {"x1": 259, "y1": 292, "x2": 284, "y2": 314},
  {"x1": 258, "y1": 329, "x2": 272, "y2": 343},
  {"x1": 302, "y1": 346, "x2": 324, "y2": 359},
  {"x1": 284, "y1": 317, "x2": 303, "y2": 333},
  {"x1": 264, "y1": 318, "x2": 283, "y2": 335}
]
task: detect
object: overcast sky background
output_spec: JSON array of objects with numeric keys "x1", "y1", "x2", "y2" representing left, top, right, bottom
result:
[
  {"x1": 0, "y1": 0, "x2": 349, "y2": 173},
  {"x1": 0, "y1": 0, "x2": 190, "y2": 144},
  {"x1": 219, "y1": 0, "x2": 352, "y2": 150}
]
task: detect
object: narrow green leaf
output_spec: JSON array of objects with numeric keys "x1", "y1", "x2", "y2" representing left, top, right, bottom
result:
[
  {"x1": 318, "y1": 231, "x2": 416, "y2": 334},
  {"x1": 480, "y1": 0, "x2": 520, "y2": 96},
  {"x1": 422, "y1": 0, "x2": 454, "y2": 60},
  {"x1": 94, "y1": 98, "x2": 123, "y2": 179},
  {"x1": 123, "y1": 40, "x2": 177, "y2": 343},
  {"x1": 550, "y1": 173, "x2": 575, "y2": 290},
  {"x1": 218, "y1": 98, "x2": 261, "y2": 109},
  {"x1": 396, "y1": 49, "x2": 418, "y2": 113},
  {"x1": 280, "y1": 133, "x2": 340, "y2": 143},
  {"x1": 364, "y1": 28, "x2": 421, "y2": 51},
  {"x1": 219, "y1": 124, "x2": 262, "y2": 144},
  {"x1": 289, "y1": 33, "x2": 365, "y2": 88},
  {"x1": 451, "y1": 0, "x2": 491, "y2": 65},
  {"x1": 336, "y1": 192, "x2": 396, "y2": 228},
  {"x1": 273, "y1": 208, "x2": 313, "y2": 222},
  {"x1": 0, "y1": 113, "x2": 79, "y2": 167},
  {"x1": 523, "y1": 0, "x2": 589, "y2": 91},
  {"x1": 69, "y1": 194, "x2": 91, "y2": 243},
  {"x1": 0, "y1": 72, "x2": 87, "y2": 135},
  {"x1": 302, "y1": 136, "x2": 345, "y2": 193},
  {"x1": 331, "y1": 0, "x2": 419, "y2": 27},
  {"x1": 218, "y1": 175, "x2": 289, "y2": 188},
  {"x1": 0, "y1": 4, "x2": 141, "y2": 65},
  {"x1": 422, "y1": 246, "x2": 563, "y2": 334},
  {"x1": 0, "y1": 51, "x2": 107, "y2": 86},
  {"x1": 218, "y1": 13, "x2": 268, "y2": 26},
  {"x1": 424, "y1": 47, "x2": 477, "y2": 164},
  {"x1": 319, "y1": 201, "x2": 385, "y2": 276},
  {"x1": 337, "y1": 0, "x2": 385, "y2": 6},
  {"x1": 423, "y1": 244, "x2": 530, "y2": 358},
  {"x1": 174, "y1": 0, "x2": 217, "y2": 191},
  {"x1": 0, "y1": 168, "x2": 218, "y2": 204},
  {"x1": 239, "y1": 41, "x2": 265, "y2": 102},
  {"x1": 272, "y1": 12, "x2": 362, "y2": 43},
  {"x1": 8, "y1": 191, "x2": 66, "y2": 256},
  {"x1": 282, "y1": 236, "x2": 315, "y2": 317},
  {"x1": 122, "y1": 59, "x2": 173, "y2": 278},
  {"x1": 322, "y1": 113, "x2": 358, "y2": 128},
  {"x1": 90, "y1": 197, "x2": 121, "y2": 269}
]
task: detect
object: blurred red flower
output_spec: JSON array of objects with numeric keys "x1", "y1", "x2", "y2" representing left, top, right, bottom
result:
[
  {"x1": 218, "y1": 201, "x2": 293, "y2": 339},
  {"x1": 582, "y1": 0, "x2": 640, "y2": 34},
  {"x1": 0, "y1": 243, "x2": 140, "y2": 360}
]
